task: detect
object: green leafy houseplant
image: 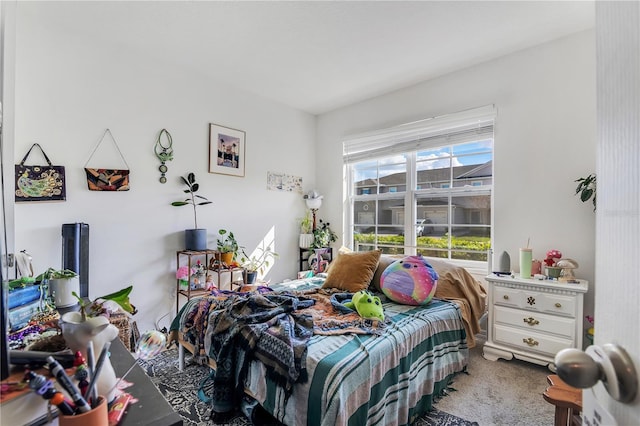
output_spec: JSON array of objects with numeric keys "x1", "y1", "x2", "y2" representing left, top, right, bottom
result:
[
  {"x1": 171, "y1": 172, "x2": 212, "y2": 229},
  {"x1": 36, "y1": 268, "x2": 78, "y2": 280},
  {"x1": 300, "y1": 211, "x2": 313, "y2": 234},
  {"x1": 240, "y1": 246, "x2": 279, "y2": 273},
  {"x1": 217, "y1": 229, "x2": 240, "y2": 260},
  {"x1": 311, "y1": 220, "x2": 338, "y2": 249},
  {"x1": 575, "y1": 173, "x2": 596, "y2": 211}
]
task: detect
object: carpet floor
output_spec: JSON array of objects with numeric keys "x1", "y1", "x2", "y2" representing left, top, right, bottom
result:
[
  {"x1": 432, "y1": 332, "x2": 555, "y2": 426},
  {"x1": 138, "y1": 346, "x2": 479, "y2": 426}
]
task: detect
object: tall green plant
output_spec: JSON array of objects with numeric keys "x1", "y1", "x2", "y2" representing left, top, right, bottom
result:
[{"x1": 171, "y1": 173, "x2": 212, "y2": 228}]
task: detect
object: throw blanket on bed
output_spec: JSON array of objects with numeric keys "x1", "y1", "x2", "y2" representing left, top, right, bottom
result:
[
  {"x1": 205, "y1": 292, "x2": 315, "y2": 414},
  {"x1": 429, "y1": 258, "x2": 487, "y2": 348},
  {"x1": 281, "y1": 288, "x2": 389, "y2": 335}
]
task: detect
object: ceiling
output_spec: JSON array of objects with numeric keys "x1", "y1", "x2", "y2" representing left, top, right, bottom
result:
[{"x1": 38, "y1": 1, "x2": 595, "y2": 115}]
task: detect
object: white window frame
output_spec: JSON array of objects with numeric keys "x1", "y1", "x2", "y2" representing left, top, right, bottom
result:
[{"x1": 343, "y1": 105, "x2": 495, "y2": 269}]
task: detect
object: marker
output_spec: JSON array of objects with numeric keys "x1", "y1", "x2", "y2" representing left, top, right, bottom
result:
[
  {"x1": 50, "y1": 392, "x2": 75, "y2": 416},
  {"x1": 46, "y1": 356, "x2": 92, "y2": 413},
  {"x1": 84, "y1": 341, "x2": 111, "y2": 404},
  {"x1": 24, "y1": 371, "x2": 75, "y2": 416}
]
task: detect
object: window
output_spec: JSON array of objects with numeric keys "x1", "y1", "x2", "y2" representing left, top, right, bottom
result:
[{"x1": 344, "y1": 105, "x2": 494, "y2": 265}]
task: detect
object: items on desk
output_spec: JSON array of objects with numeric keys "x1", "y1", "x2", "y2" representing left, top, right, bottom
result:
[
  {"x1": 85, "y1": 341, "x2": 112, "y2": 408},
  {"x1": 108, "y1": 392, "x2": 133, "y2": 426},
  {"x1": 24, "y1": 370, "x2": 75, "y2": 415},
  {"x1": 46, "y1": 355, "x2": 92, "y2": 413},
  {"x1": 107, "y1": 329, "x2": 166, "y2": 396}
]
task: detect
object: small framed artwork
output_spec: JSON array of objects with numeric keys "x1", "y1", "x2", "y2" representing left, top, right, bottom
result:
[{"x1": 209, "y1": 123, "x2": 246, "y2": 177}]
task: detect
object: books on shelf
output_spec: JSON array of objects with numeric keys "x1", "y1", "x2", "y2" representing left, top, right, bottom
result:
[
  {"x1": 8, "y1": 299, "x2": 41, "y2": 332},
  {"x1": 8, "y1": 284, "x2": 41, "y2": 310}
]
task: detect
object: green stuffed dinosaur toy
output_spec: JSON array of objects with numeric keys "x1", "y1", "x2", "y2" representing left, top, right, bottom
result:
[{"x1": 344, "y1": 289, "x2": 384, "y2": 321}]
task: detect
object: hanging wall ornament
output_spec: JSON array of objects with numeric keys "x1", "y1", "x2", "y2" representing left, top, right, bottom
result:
[{"x1": 154, "y1": 129, "x2": 174, "y2": 183}]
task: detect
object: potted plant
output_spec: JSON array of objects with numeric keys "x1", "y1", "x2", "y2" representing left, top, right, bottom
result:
[
  {"x1": 311, "y1": 219, "x2": 338, "y2": 249},
  {"x1": 217, "y1": 229, "x2": 240, "y2": 265},
  {"x1": 575, "y1": 173, "x2": 596, "y2": 211},
  {"x1": 171, "y1": 172, "x2": 212, "y2": 251},
  {"x1": 299, "y1": 210, "x2": 314, "y2": 249},
  {"x1": 239, "y1": 246, "x2": 279, "y2": 284},
  {"x1": 38, "y1": 268, "x2": 80, "y2": 308}
]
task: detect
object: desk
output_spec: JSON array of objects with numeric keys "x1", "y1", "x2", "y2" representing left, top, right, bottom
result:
[
  {"x1": 2, "y1": 337, "x2": 182, "y2": 426},
  {"x1": 107, "y1": 337, "x2": 183, "y2": 426}
]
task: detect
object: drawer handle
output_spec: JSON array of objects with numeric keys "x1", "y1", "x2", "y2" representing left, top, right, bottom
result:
[
  {"x1": 523, "y1": 337, "x2": 539, "y2": 347},
  {"x1": 523, "y1": 317, "x2": 540, "y2": 326},
  {"x1": 555, "y1": 303, "x2": 562, "y2": 308},
  {"x1": 503, "y1": 295, "x2": 509, "y2": 300}
]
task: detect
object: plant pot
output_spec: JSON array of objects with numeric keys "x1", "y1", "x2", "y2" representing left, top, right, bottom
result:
[
  {"x1": 545, "y1": 266, "x2": 562, "y2": 279},
  {"x1": 219, "y1": 252, "x2": 234, "y2": 266},
  {"x1": 49, "y1": 276, "x2": 80, "y2": 308},
  {"x1": 299, "y1": 233, "x2": 313, "y2": 249},
  {"x1": 185, "y1": 229, "x2": 207, "y2": 251},
  {"x1": 244, "y1": 270, "x2": 258, "y2": 284}
]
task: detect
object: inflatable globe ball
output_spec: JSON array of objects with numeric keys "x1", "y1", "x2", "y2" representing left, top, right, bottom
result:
[{"x1": 380, "y1": 256, "x2": 438, "y2": 305}]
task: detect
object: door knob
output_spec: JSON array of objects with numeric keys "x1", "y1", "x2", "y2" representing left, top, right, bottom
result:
[{"x1": 555, "y1": 344, "x2": 638, "y2": 403}]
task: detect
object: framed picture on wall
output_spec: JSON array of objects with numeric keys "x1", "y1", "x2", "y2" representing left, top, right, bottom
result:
[{"x1": 208, "y1": 123, "x2": 246, "y2": 177}]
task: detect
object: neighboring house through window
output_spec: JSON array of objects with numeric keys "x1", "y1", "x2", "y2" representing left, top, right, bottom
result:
[{"x1": 343, "y1": 105, "x2": 495, "y2": 268}]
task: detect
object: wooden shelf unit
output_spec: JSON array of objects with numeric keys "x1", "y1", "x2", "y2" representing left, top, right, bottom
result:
[{"x1": 175, "y1": 249, "x2": 244, "y2": 314}]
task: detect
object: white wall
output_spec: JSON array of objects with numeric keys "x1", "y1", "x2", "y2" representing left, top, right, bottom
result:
[
  {"x1": 13, "y1": 3, "x2": 316, "y2": 332},
  {"x1": 317, "y1": 31, "x2": 597, "y2": 324},
  {"x1": 11, "y1": 4, "x2": 598, "y2": 334}
]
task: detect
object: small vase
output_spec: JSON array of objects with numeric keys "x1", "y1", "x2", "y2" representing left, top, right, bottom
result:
[{"x1": 59, "y1": 312, "x2": 119, "y2": 403}]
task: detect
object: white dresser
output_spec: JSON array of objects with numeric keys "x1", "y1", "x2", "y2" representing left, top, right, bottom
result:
[{"x1": 483, "y1": 274, "x2": 589, "y2": 370}]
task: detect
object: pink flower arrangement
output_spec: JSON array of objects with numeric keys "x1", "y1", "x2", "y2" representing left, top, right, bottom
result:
[
  {"x1": 176, "y1": 265, "x2": 194, "y2": 281},
  {"x1": 544, "y1": 249, "x2": 562, "y2": 267}
]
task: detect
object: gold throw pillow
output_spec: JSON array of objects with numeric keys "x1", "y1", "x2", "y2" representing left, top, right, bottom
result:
[{"x1": 322, "y1": 249, "x2": 381, "y2": 292}]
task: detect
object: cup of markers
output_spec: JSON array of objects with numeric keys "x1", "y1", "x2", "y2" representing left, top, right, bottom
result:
[
  {"x1": 45, "y1": 356, "x2": 109, "y2": 426},
  {"x1": 58, "y1": 395, "x2": 108, "y2": 426}
]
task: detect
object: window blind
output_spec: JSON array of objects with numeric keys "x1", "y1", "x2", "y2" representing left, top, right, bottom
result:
[{"x1": 343, "y1": 105, "x2": 496, "y2": 163}]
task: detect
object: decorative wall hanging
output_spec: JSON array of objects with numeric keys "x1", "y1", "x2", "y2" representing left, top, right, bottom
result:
[
  {"x1": 84, "y1": 129, "x2": 130, "y2": 191},
  {"x1": 208, "y1": 123, "x2": 245, "y2": 177},
  {"x1": 267, "y1": 171, "x2": 303, "y2": 193},
  {"x1": 154, "y1": 129, "x2": 174, "y2": 184},
  {"x1": 15, "y1": 143, "x2": 66, "y2": 202}
]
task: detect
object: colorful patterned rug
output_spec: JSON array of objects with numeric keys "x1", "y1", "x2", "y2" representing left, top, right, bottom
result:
[{"x1": 139, "y1": 347, "x2": 479, "y2": 426}]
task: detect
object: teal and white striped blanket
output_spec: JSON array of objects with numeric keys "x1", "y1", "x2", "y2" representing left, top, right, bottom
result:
[
  {"x1": 174, "y1": 276, "x2": 468, "y2": 425},
  {"x1": 246, "y1": 294, "x2": 468, "y2": 425}
]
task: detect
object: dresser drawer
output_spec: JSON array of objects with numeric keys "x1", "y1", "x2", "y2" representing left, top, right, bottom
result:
[
  {"x1": 538, "y1": 293, "x2": 576, "y2": 317},
  {"x1": 493, "y1": 305, "x2": 575, "y2": 339},
  {"x1": 493, "y1": 286, "x2": 577, "y2": 317},
  {"x1": 493, "y1": 286, "x2": 523, "y2": 308},
  {"x1": 493, "y1": 324, "x2": 574, "y2": 357}
]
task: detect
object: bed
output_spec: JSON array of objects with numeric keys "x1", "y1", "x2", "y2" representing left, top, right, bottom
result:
[{"x1": 169, "y1": 253, "x2": 487, "y2": 426}]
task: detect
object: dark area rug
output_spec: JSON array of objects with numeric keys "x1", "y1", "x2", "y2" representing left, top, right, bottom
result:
[{"x1": 138, "y1": 347, "x2": 478, "y2": 426}]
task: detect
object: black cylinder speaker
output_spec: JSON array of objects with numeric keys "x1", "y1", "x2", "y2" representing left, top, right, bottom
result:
[{"x1": 61, "y1": 223, "x2": 89, "y2": 298}]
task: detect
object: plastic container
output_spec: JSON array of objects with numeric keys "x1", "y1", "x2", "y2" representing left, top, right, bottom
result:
[{"x1": 519, "y1": 248, "x2": 532, "y2": 278}]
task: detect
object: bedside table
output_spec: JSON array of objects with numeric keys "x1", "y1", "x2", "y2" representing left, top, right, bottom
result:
[{"x1": 483, "y1": 274, "x2": 588, "y2": 371}]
